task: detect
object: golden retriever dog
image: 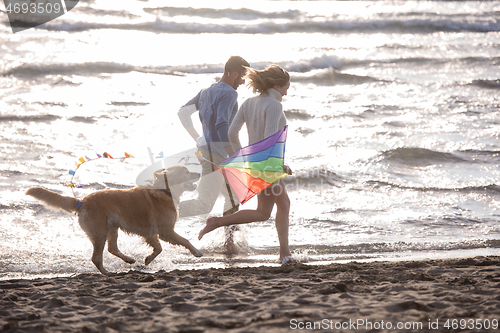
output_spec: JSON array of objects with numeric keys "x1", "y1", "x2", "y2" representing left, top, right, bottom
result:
[{"x1": 26, "y1": 166, "x2": 202, "y2": 275}]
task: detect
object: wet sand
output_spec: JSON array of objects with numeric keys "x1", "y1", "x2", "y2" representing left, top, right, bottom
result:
[{"x1": 1, "y1": 256, "x2": 499, "y2": 332}]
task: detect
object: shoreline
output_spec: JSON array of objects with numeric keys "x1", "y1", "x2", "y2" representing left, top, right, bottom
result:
[
  {"x1": 1, "y1": 255, "x2": 499, "y2": 332},
  {"x1": 3, "y1": 246, "x2": 499, "y2": 282}
]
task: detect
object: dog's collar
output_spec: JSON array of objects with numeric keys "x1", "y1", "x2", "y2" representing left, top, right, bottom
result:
[
  {"x1": 160, "y1": 171, "x2": 172, "y2": 199},
  {"x1": 159, "y1": 189, "x2": 172, "y2": 198}
]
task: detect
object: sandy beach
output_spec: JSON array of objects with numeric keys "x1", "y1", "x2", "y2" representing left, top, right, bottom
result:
[{"x1": 1, "y1": 256, "x2": 499, "y2": 333}]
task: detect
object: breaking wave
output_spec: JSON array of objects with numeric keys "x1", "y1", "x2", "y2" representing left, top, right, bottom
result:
[
  {"x1": 142, "y1": 6, "x2": 302, "y2": 20},
  {"x1": 469, "y1": 79, "x2": 500, "y2": 89},
  {"x1": 381, "y1": 147, "x2": 465, "y2": 167},
  {"x1": 4, "y1": 54, "x2": 496, "y2": 82},
  {"x1": 0, "y1": 114, "x2": 61, "y2": 123},
  {"x1": 40, "y1": 15, "x2": 500, "y2": 34}
]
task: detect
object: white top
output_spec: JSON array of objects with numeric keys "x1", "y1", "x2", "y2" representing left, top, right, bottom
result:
[{"x1": 228, "y1": 88, "x2": 287, "y2": 150}]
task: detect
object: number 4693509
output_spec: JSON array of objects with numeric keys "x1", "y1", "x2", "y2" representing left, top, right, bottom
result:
[
  {"x1": 444, "y1": 319, "x2": 498, "y2": 330},
  {"x1": 6, "y1": 1, "x2": 63, "y2": 14}
]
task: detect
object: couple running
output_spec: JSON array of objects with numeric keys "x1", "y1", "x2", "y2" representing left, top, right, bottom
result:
[{"x1": 177, "y1": 56, "x2": 292, "y2": 263}]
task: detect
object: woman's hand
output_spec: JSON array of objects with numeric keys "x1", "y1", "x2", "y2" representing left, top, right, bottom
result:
[{"x1": 283, "y1": 165, "x2": 292, "y2": 175}]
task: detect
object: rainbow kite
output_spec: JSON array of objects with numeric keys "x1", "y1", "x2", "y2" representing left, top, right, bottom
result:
[{"x1": 216, "y1": 125, "x2": 289, "y2": 205}]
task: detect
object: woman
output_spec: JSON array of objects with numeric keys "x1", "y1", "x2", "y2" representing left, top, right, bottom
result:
[{"x1": 198, "y1": 65, "x2": 293, "y2": 263}]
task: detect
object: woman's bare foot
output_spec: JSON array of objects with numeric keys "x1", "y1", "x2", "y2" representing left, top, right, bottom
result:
[
  {"x1": 279, "y1": 251, "x2": 292, "y2": 262},
  {"x1": 280, "y1": 256, "x2": 294, "y2": 265},
  {"x1": 198, "y1": 217, "x2": 221, "y2": 240}
]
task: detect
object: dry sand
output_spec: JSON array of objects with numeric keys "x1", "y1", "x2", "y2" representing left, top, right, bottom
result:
[{"x1": 1, "y1": 256, "x2": 500, "y2": 333}]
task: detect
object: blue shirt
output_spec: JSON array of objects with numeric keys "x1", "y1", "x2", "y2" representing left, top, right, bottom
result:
[{"x1": 184, "y1": 81, "x2": 238, "y2": 157}]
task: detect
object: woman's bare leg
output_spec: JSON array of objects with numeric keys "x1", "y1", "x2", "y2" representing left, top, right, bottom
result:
[
  {"x1": 198, "y1": 186, "x2": 277, "y2": 240},
  {"x1": 273, "y1": 180, "x2": 292, "y2": 260}
]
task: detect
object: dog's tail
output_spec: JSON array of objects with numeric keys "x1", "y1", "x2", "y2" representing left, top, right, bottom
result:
[{"x1": 26, "y1": 187, "x2": 81, "y2": 214}]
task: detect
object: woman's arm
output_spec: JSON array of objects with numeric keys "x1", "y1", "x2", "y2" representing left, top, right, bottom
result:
[{"x1": 264, "y1": 101, "x2": 283, "y2": 138}]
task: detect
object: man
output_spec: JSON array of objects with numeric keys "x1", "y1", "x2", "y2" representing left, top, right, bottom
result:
[{"x1": 178, "y1": 56, "x2": 249, "y2": 223}]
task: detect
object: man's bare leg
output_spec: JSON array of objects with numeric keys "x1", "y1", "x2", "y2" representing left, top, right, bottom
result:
[{"x1": 223, "y1": 205, "x2": 239, "y2": 255}]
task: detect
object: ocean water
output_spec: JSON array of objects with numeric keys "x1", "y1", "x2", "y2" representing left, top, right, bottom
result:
[{"x1": 1, "y1": 0, "x2": 499, "y2": 279}]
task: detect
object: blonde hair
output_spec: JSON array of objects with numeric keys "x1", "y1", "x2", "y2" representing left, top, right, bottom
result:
[{"x1": 245, "y1": 65, "x2": 290, "y2": 94}]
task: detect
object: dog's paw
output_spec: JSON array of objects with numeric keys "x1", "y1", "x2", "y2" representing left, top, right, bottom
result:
[
  {"x1": 124, "y1": 257, "x2": 136, "y2": 265},
  {"x1": 193, "y1": 250, "x2": 203, "y2": 257},
  {"x1": 145, "y1": 255, "x2": 159, "y2": 266}
]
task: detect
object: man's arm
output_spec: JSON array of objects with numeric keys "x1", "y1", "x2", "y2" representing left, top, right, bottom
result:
[
  {"x1": 178, "y1": 104, "x2": 200, "y2": 141},
  {"x1": 178, "y1": 92, "x2": 201, "y2": 141}
]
